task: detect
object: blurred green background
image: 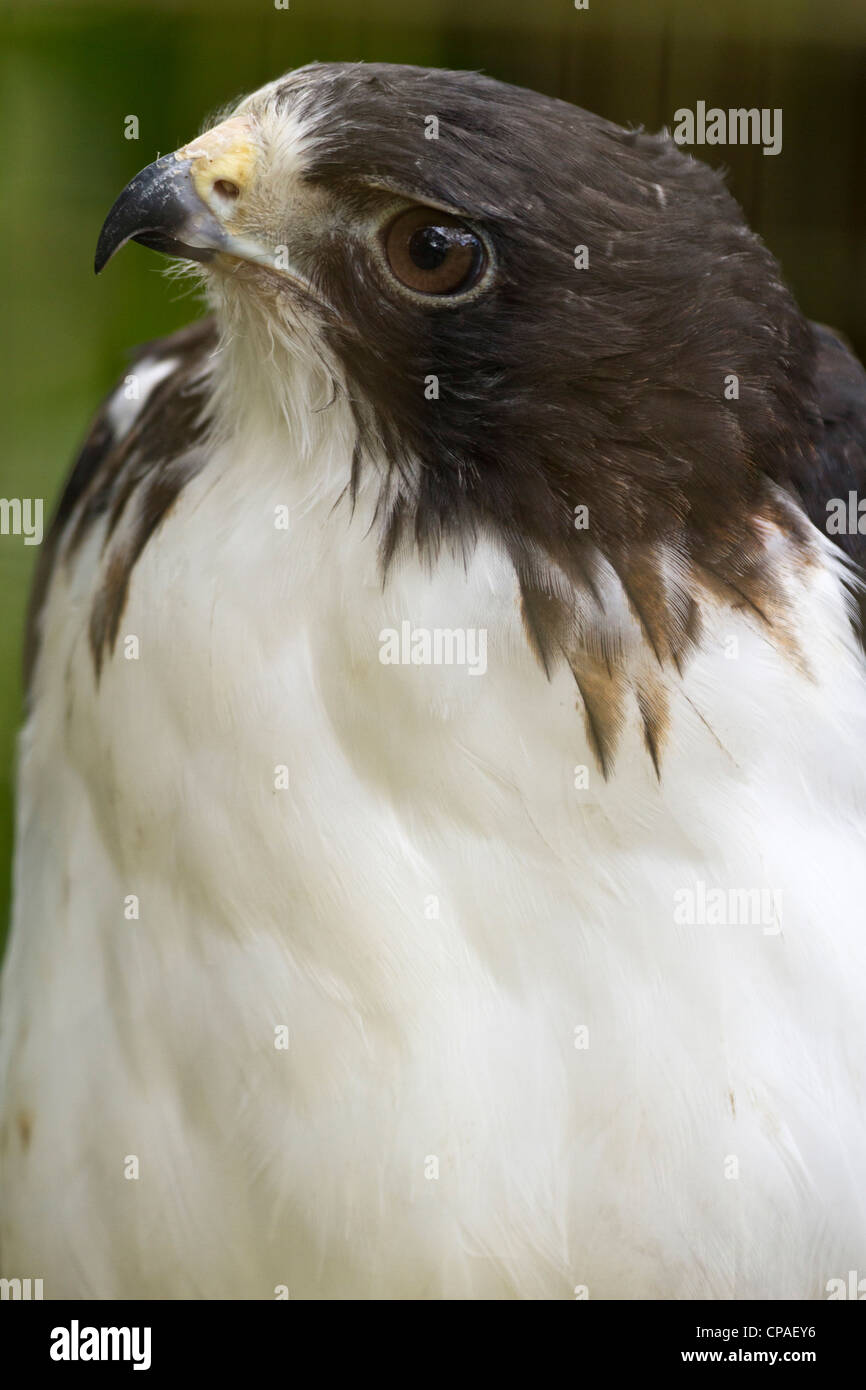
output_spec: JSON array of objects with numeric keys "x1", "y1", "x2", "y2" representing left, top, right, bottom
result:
[{"x1": 1, "y1": 0, "x2": 865, "y2": 946}]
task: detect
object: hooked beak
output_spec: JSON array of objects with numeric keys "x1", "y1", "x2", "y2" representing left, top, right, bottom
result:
[
  {"x1": 95, "y1": 116, "x2": 260, "y2": 275},
  {"x1": 95, "y1": 155, "x2": 227, "y2": 272}
]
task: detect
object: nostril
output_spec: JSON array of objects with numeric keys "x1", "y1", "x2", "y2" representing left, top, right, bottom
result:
[{"x1": 213, "y1": 179, "x2": 240, "y2": 201}]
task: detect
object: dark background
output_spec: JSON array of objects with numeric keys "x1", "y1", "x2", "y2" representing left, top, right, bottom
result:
[{"x1": 1, "y1": 0, "x2": 865, "y2": 941}]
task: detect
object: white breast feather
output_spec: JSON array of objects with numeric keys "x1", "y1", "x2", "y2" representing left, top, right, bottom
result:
[{"x1": 2, "y1": 337, "x2": 866, "y2": 1300}]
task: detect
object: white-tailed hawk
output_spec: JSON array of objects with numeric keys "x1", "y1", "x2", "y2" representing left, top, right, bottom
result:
[{"x1": 2, "y1": 62, "x2": 866, "y2": 1299}]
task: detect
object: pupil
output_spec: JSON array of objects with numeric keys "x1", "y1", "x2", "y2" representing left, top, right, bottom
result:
[{"x1": 409, "y1": 226, "x2": 451, "y2": 271}]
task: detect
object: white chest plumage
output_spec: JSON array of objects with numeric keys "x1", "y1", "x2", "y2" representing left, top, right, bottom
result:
[{"x1": 3, "y1": 358, "x2": 866, "y2": 1300}]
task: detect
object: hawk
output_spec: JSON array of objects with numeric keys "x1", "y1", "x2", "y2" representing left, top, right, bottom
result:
[{"x1": 2, "y1": 62, "x2": 866, "y2": 1300}]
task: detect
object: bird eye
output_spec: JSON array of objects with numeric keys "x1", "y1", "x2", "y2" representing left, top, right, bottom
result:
[{"x1": 382, "y1": 207, "x2": 489, "y2": 298}]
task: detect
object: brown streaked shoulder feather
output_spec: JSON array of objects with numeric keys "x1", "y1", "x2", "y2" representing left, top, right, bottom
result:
[{"x1": 25, "y1": 316, "x2": 217, "y2": 691}]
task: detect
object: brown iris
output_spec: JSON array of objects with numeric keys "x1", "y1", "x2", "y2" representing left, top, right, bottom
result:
[{"x1": 383, "y1": 207, "x2": 487, "y2": 296}]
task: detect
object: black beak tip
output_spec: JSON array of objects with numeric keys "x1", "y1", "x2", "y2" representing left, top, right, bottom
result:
[
  {"x1": 94, "y1": 238, "x2": 114, "y2": 275},
  {"x1": 93, "y1": 154, "x2": 223, "y2": 276},
  {"x1": 94, "y1": 206, "x2": 124, "y2": 275}
]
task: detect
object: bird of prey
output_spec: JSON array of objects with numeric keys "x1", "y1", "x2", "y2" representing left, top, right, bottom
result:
[{"x1": 1, "y1": 62, "x2": 866, "y2": 1301}]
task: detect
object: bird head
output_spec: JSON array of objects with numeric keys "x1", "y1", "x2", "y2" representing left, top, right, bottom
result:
[{"x1": 95, "y1": 61, "x2": 821, "y2": 675}]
